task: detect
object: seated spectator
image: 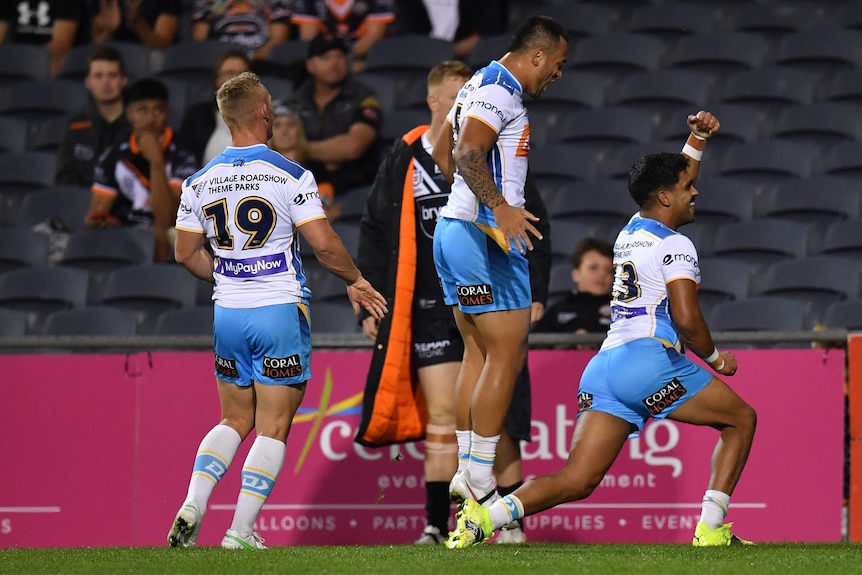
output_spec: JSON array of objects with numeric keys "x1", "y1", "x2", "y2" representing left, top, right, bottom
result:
[
  {"x1": 178, "y1": 49, "x2": 251, "y2": 166},
  {"x1": 90, "y1": 0, "x2": 181, "y2": 50},
  {"x1": 286, "y1": 33, "x2": 382, "y2": 205},
  {"x1": 292, "y1": 0, "x2": 394, "y2": 72},
  {"x1": 533, "y1": 237, "x2": 614, "y2": 337},
  {"x1": 56, "y1": 46, "x2": 130, "y2": 187},
  {"x1": 87, "y1": 78, "x2": 197, "y2": 262},
  {"x1": 191, "y1": 0, "x2": 293, "y2": 60},
  {"x1": 0, "y1": 0, "x2": 89, "y2": 77}
]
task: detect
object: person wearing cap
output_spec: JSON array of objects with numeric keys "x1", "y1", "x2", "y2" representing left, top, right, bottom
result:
[
  {"x1": 291, "y1": 0, "x2": 394, "y2": 72},
  {"x1": 269, "y1": 103, "x2": 309, "y2": 165},
  {"x1": 286, "y1": 33, "x2": 382, "y2": 207}
]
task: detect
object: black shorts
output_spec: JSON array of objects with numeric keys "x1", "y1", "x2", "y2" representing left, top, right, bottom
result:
[
  {"x1": 412, "y1": 310, "x2": 532, "y2": 442},
  {"x1": 412, "y1": 313, "x2": 464, "y2": 368}
]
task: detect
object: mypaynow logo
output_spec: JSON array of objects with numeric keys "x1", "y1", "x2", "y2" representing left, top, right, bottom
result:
[
  {"x1": 291, "y1": 367, "x2": 363, "y2": 475},
  {"x1": 215, "y1": 253, "x2": 286, "y2": 277}
]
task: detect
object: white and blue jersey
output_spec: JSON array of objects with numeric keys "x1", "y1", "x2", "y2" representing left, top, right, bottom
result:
[
  {"x1": 176, "y1": 144, "x2": 327, "y2": 308},
  {"x1": 601, "y1": 213, "x2": 702, "y2": 353},
  {"x1": 577, "y1": 213, "x2": 711, "y2": 432},
  {"x1": 440, "y1": 60, "x2": 530, "y2": 229}
]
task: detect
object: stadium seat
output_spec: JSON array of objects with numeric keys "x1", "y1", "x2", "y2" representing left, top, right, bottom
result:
[
  {"x1": 153, "y1": 306, "x2": 214, "y2": 336},
  {"x1": 548, "y1": 220, "x2": 611, "y2": 263},
  {"x1": 96, "y1": 263, "x2": 199, "y2": 333},
  {"x1": 0, "y1": 80, "x2": 88, "y2": 123},
  {"x1": 336, "y1": 185, "x2": 371, "y2": 223},
  {"x1": 823, "y1": 298, "x2": 862, "y2": 330},
  {"x1": 653, "y1": 104, "x2": 764, "y2": 156},
  {"x1": 0, "y1": 153, "x2": 59, "y2": 220},
  {"x1": 0, "y1": 44, "x2": 51, "y2": 84},
  {"x1": 518, "y1": 72, "x2": 609, "y2": 141},
  {"x1": 258, "y1": 74, "x2": 294, "y2": 102},
  {"x1": 708, "y1": 219, "x2": 811, "y2": 272},
  {"x1": 29, "y1": 116, "x2": 69, "y2": 153},
  {"x1": 58, "y1": 41, "x2": 154, "y2": 81},
  {"x1": 824, "y1": 69, "x2": 862, "y2": 106},
  {"x1": 17, "y1": 186, "x2": 92, "y2": 233},
  {"x1": 755, "y1": 255, "x2": 859, "y2": 322},
  {"x1": 719, "y1": 66, "x2": 816, "y2": 113},
  {"x1": 755, "y1": 177, "x2": 860, "y2": 230},
  {"x1": 539, "y1": 3, "x2": 623, "y2": 41},
  {"x1": 266, "y1": 40, "x2": 311, "y2": 76},
  {"x1": 818, "y1": 141, "x2": 862, "y2": 179},
  {"x1": 605, "y1": 69, "x2": 712, "y2": 116},
  {"x1": 545, "y1": 180, "x2": 635, "y2": 232},
  {"x1": 821, "y1": 218, "x2": 862, "y2": 262},
  {"x1": 663, "y1": 32, "x2": 770, "y2": 81},
  {"x1": 529, "y1": 145, "x2": 602, "y2": 188},
  {"x1": 352, "y1": 72, "x2": 400, "y2": 112},
  {"x1": 724, "y1": 3, "x2": 824, "y2": 38},
  {"x1": 627, "y1": 3, "x2": 725, "y2": 45},
  {"x1": 331, "y1": 221, "x2": 360, "y2": 259},
  {"x1": 57, "y1": 228, "x2": 155, "y2": 273},
  {"x1": 769, "y1": 102, "x2": 862, "y2": 149},
  {"x1": 307, "y1": 270, "x2": 351, "y2": 303},
  {"x1": 0, "y1": 228, "x2": 50, "y2": 273},
  {"x1": 0, "y1": 309, "x2": 29, "y2": 336},
  {"x1": 378, "y1": 108, "x2": 429, "y2": 149},
  {"x1": 0, "y1": 117, "x2": 30, "y2": 154},
  {"x1": 567, "y1": 33, "x2": 665, "y2": 81},
  {"x1": 158, "y1": 40, "x2": 246, "y2": 102},
  {"x1": 468, "y1": 34, "x2": 513, "y2": 70},
  {"x1": 716, "y1": 141, "x2": 817, "y2": 186},
  {"x1": 41, "y1": 307, "x2": 138, "y2": 337},
  {"x1": 773, "y1": 30, "x2": 862, "y2": 76},
  {"x1": 557, "y1": 107, "x2": 655, "y2": 156},
  {"x1": 0, "y1": 267, "x2": 90, "y2": 332},
  {"x1": 689, "y1": 177, "x2": 757, "y2": 228},
  {"x1": 310, "y1": 300, "x2": 361, "y2": 334},
  {"x1": 598, "y1": 142, "x2": 668, "y2": 181},
  {"x1": 697, "y1": 258, "x2": 753, "y2": 319},
  {"x1": 708, "y1": 296, "x2": 808, "y2": 333},
  {"x1": 363, "y1": 35, "x2": 453, "y2": 86}
]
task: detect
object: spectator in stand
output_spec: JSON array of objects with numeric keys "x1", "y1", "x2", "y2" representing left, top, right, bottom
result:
[
  {"x1": 56, "y1": 45, "x2": 130, "y2": 188},
  {"x1": 179, "y1": 50, "x2": 251, "y2": 167},
  {"x1": 87, "y1": 78, "x2": 198, "y2": 262},
  {"x1": 533, "y1": 237, "x2": 614, "y2": 337},
  {"x1": 268, "y1": 102, "x2": 309, "y2": 165},
  {"x1": 191, "y1": 0, "x2": 293, "y2": 61},
  {"x1": 286, "y1": 33, "x2": 382, "y2": 210},
  {"x1": 0, "y1": 0, "x2": 90, "y2": 77},
  {"x1": 292, "y1": 0, "x2": 394, "y2": 73},
  {"x1": 90, "y1": 0, "x2": 181, "y2": 50}
]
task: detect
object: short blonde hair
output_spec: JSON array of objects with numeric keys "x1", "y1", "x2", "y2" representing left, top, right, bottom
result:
[
  {"x1": 216, "y1": 71, "x2": 268, "y2": 129},
  {"x1": 427, "y1": 60, "x2": 473, "y2": 94}
]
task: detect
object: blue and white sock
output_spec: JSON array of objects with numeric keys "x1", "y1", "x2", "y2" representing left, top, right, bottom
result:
[
  {"x1": 186, "y1": 424, "x2": 242, "y2": 514},
  {"x1": 700, "y1": 489, "x2": 730, "y2": 530},
  {"x1": 230, "y1": 436, "x2": 285, "y2": 537}
]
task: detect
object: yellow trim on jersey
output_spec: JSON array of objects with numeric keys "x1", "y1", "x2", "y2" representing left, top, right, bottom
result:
[
  {"x1": 665, "y1": 275, "x2": 698, "y2": 284},
  {"x1": 296, "y1": 214, "x2": 328, "y2": 226},
  {"x1": 475, "y1": 221, "x2": 510, "y2": 253},
  {"x1": 174, "y1": 224, "x2": 205, "y2": 234},
  {"x1": 464, "y1": 113, "x2": 501, "y2": 135}
]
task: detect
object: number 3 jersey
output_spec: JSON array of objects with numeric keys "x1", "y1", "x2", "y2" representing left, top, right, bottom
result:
[
  {"x1": 176, "y1": 144, "x2": 327, "y2": 308},
  {"x1": 601, "y1": 213, "x2": 701, "y2": 353}
]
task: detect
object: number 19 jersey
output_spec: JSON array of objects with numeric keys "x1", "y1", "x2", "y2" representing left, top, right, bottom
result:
[
  {"x1": 601, "y1": 213, "x2": 702, "y2": 352},
  {"x1": 176, "y1": 144, "x2": 327, "y2": 309}
]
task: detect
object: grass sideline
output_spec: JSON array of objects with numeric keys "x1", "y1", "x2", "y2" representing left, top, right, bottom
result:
[{"x1": 1, "y1": 543, "x2": 862, "y2": 575}]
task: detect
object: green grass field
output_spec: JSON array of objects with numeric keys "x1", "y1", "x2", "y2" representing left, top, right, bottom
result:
[{"x1": 2, "y1": 543, "x2": 861, "y2": 575}]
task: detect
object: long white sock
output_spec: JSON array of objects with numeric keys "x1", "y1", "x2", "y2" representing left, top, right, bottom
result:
[
  {"x1": 230, "y1": 436, "x2": 286, "y2": 536},
  {"x1": 467, "y1": 432, "x2": 500, "y2": 492},
  {"x1": 455, "y1": 429, "x2": 471, "y2": 473},
  {"x1": 700, "y1": 489, "x2": 730, "y2": 529},
  {"x1": 491, "y1": 495, "x2": 524, "y2": 529},
  {"x1": 186, "y1": 424, "x2": 242, "y2": 514}
]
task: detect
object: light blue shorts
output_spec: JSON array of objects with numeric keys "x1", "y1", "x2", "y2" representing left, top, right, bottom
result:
[
  {"x1": 432, "y1": 217, "x2": 531, "y2": 313},
  {"x1": 213, "y1": 302, "x2": 312, "y2": 386},
  {"x1": 577, "y1": 338, "x2": 713, "y2": 433}
]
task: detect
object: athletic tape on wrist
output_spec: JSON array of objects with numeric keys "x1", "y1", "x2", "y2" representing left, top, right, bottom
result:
[
  {"x1": 682, "y1": 143, "x2": 703, "y2": 162},
  {"x1": 704, "y1": 349, "x2": 720, "y2": 364}
]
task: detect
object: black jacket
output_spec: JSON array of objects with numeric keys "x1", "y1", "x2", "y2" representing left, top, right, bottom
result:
[{"x1": 55, "y1": 98, "x2": 130, "y2": 187}]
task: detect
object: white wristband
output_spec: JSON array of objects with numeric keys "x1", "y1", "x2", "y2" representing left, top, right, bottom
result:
[
  {"x1": 704, "y1": 349, "x2": 720, "y2": 364},
  {"x1": 714, "y1": 358, "x2": 725, "y2": 371},
  {"x1": 682, "y1": 143, "x2": 703, "y2": 162}
]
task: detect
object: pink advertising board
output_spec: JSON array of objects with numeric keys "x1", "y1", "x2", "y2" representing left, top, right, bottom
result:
[{"x1": 0, "y1": 348, "x2": 844, "y2": 547}]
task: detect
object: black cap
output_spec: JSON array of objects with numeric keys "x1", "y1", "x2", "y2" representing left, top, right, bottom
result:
[{"x1": 307, "y1": 33, "x2": 349, "y2": 59}]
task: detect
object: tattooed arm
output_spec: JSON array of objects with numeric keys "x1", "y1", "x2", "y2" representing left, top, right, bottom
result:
[{"x1": 453, "y1": 117, "x2": 541, "y2": 253}]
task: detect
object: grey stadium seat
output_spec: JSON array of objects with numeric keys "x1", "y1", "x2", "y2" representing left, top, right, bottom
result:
[{"x1": 41, "y1": 307, "x2": 139, "y2": 337}]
